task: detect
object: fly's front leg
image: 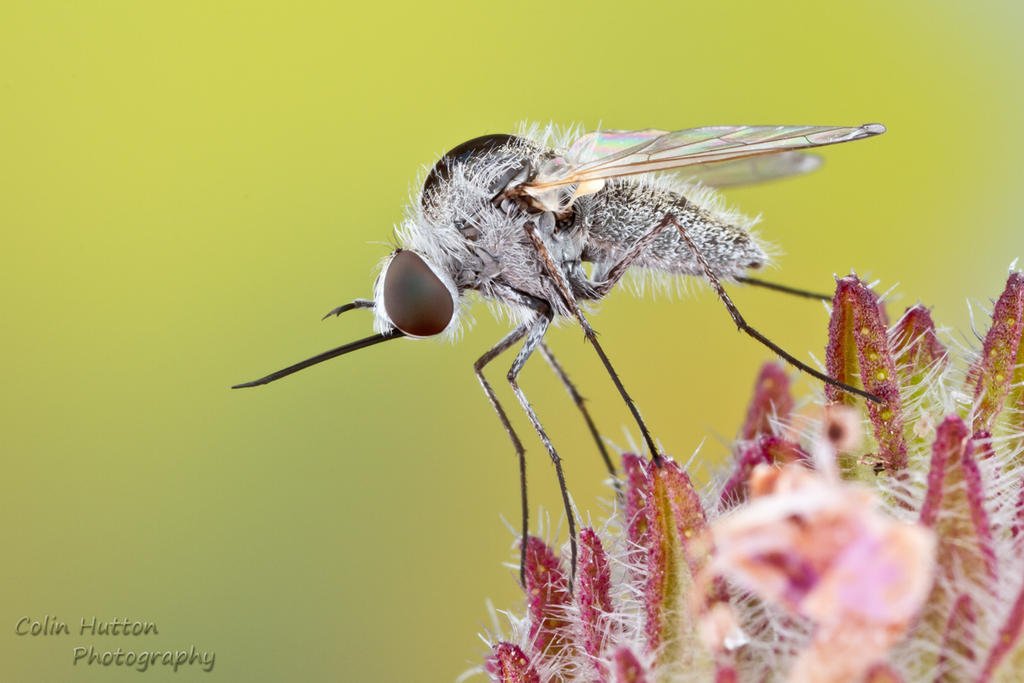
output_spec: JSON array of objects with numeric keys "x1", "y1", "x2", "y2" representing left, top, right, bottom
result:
[
  {"x1": 538, "y1": 341, "x2": 619, "y2": 491},
  {"x1": 474, "y1": 325, "x2": 531, "y2": 587},
  {"x1": 506, "y1": 311, "x2": 579, "y2": 589},
  {"x1": 523, "y1": 224, "x2": 663, "y2": 465}
]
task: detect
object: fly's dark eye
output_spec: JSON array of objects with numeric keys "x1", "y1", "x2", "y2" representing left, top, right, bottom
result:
[{"x1": 382, "y1": 251, "x2": 454, "y2": 337}]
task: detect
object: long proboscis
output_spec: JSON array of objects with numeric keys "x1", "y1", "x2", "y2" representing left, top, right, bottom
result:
[{"x1": 231, "y1": 330, "x2": 404, "y2": 389}]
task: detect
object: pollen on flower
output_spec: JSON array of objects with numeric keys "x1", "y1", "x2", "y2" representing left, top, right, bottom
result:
[{"x1": 474, "y1": 268, "x2": 1024, "y2": 683}]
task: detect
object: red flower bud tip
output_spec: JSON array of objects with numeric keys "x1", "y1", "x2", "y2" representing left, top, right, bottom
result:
[
  {"x1": 719, "y1": 442, "x2": 771, "y2": 508},
  {"x1": 576, "y1": 527, "x2": 614, "y2": 678},
  {"x1": 622, "y1": 453, "x2": 652, "y2": 576},
  {"x1": 918, "y1": 418, "x2": 997, "y2": 581},
  {"x1": 642, "y1": 457, "x2": 711, "y2": 672},
  {"x1": 483, "y1": 643, "x2": 540, "y2": 679},
  {"x1": 825, "y1": 275, "x2": 907, "y2": 471},
  {"x1": 739, "y1": 362, "x2": 794, "y2": 440},
  {"x1": 610, "y1": 647, "x2": 648, "y2": 683},
  {"x1": 914, "y1": 417, "x2": 997, "y2": 664},
  {"x1": 970, "y1": 272, "x2": 1024, "y2": 435},
  {"x1": 485, "y1": 642, "x2": 540, "y2": 683},
  {"x1": 522, "y1": 535, "x2": 571, "y2": 657},
  {"x1": 720, "y1": 436, "x2": 808, "y2": 508},
  {"x1": 891, "y1": 304, "x2": 947, "y2": 382}
]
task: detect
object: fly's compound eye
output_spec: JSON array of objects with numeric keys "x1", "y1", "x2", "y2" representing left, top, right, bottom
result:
[{"x1": 382, "y1": 250, "x2": 455, "y2": 337}]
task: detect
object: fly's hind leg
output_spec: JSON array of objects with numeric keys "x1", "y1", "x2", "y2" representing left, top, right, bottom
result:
[
  {"x1": 666, "y1": 214, "x2": 880, "y2": 403},
  {"x1": 599, "y1": 214, "x2": 881, "y2": 404},
  {"x1": 733, "y1": 276, "x2": 831, "y2": 301},
  {"x1": 538, "y1": 341, "x2": 619, "y2": 493}
]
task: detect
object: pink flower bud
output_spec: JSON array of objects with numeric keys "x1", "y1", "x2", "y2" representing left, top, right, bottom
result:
[
  {"x1": 825, "y1": 275, "x2": 907, "y2": 471},
  {"x1": 969, "y1": 272, "x2": 1024, "y2": 435},
  {"x1": 891, "y1": 304, "x2": 947, "y2": 381},
  {"x1": 610, "y1": 647, "x2": 648, "y2": 683},
  {"x1": 522, "y1": 536, "x2": 570, "y2": 657},
  {"x1": 739, "y1": 362, "x2": 794, "y2": 440},
  {"x1": 720, "y1": 436, "x2": 807, "y2": 508},
  {"x1": 643, "y1": 457, "x2": 708, "y2": 664},
  {"x1": 486, "y1": 642, "x2": 540, "y2": 683},
  {"x1": 919, "y1": 418, "x2": 997, "y2": 582},
  {"x1": 576, "y1": 527, "x2": 614, "y2": 679}
]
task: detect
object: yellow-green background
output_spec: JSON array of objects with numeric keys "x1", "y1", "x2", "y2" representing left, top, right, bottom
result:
[{"x1": 2, "y1": 1, "x2": 1022, "y2": 680}]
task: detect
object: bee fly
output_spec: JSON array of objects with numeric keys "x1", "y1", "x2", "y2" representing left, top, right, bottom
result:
[{"x1": 233, "y1": 123, "x2": 886, "y2": 586}]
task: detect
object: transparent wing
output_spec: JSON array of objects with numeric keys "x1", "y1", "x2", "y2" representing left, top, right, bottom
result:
[
  {"x1": 567, "y1": 128, "x2": 668, "y2": 164},
  {"x1": 524, "y1": 124, "x2": 885, "y2": 199},
  {"x1": 684, "y1": 151, "x2": 823, "y2": 188}
]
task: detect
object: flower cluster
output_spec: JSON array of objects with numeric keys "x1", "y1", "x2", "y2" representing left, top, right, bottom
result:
[{"x1": 476, "y1": 271, "x2": 1024, "y2": 682}]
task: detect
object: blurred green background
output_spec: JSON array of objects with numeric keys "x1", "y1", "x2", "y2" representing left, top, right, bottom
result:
[{"x1": 2, "y1": 1, "x2": 1022, "y2": 680}]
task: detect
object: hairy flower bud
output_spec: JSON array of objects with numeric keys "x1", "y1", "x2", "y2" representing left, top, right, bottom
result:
[
  {"x1": 476, "y1": 270, "x2": 1024, "y2": 683},
  {"x1": 825, "y1": 275, "x2": 907, "y2": 471}
]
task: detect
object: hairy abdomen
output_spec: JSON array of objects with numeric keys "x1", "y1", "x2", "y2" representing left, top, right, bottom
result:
[{"x1": 580, "y1": 179, "x2": 766, "y2": 280}]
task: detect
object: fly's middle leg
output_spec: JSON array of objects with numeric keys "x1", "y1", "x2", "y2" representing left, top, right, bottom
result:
[
  {"x1": 506, "y1": 312, "x2": 578, "y2": 590},
  {"x1": 474, "y1": 284, "x2": 583, "y2": 589},
  {"x1": 523, "y1": 224, "x2": 663, "y2": 466},
  {"x1": 538, "y1": 341, "x2": 620, "y2": 494}
]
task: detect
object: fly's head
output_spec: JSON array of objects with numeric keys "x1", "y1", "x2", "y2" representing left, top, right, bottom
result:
[
  {"x1": 369, "y1": 135, "x2": 548, "y2": 344},
  {"x1": 233, "y1": 129, "x2": 584, "y2": 391}
]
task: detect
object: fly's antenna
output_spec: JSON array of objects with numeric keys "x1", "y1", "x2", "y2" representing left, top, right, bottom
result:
[{"x1": 322, "y1": 298, "x2": 375, "y2": 320}]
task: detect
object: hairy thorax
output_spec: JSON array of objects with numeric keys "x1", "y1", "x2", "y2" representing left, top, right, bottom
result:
[{"x1": 416, "y1": 137, "x2": 586, "y2": 317}]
